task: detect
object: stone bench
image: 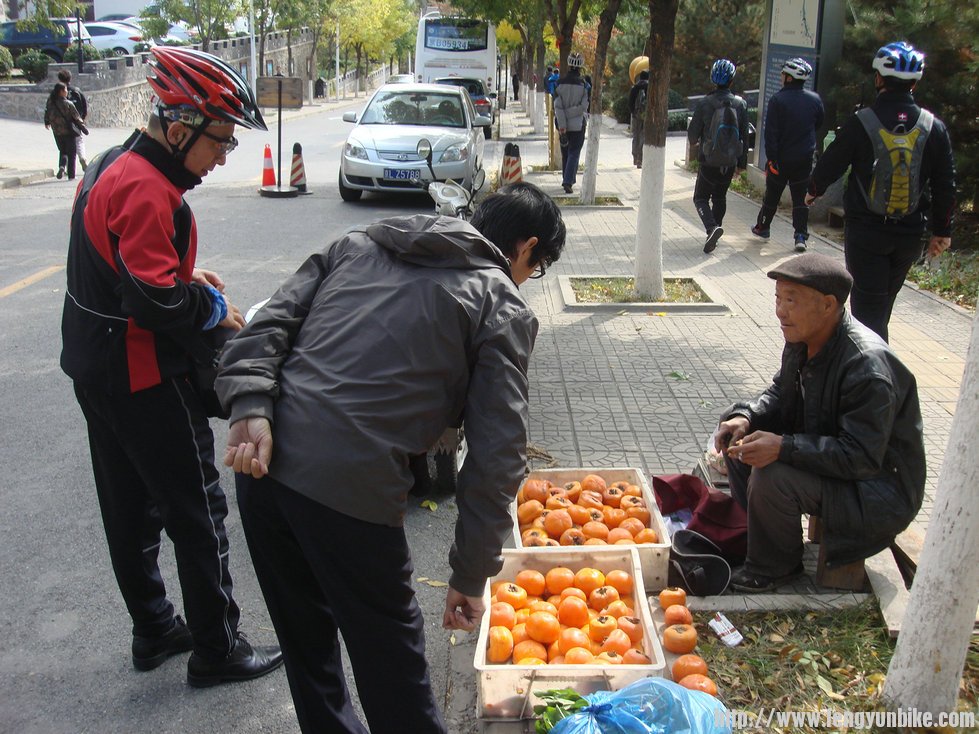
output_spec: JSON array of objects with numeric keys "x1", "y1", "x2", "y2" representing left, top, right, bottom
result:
[
  {"x1": 807, "y1": 517, "x2": 867, "y2": 591},
  {"x1": 827, "y1": 205, "x2": 845, "y2": 228}
]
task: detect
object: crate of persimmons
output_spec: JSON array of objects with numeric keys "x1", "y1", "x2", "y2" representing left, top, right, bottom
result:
[
  {"x1": 473, "y1": 547, "x2": 666, "y2": 720},
  {"x1": 509, "y1": 468, "x2": 671, "y2": 591}
]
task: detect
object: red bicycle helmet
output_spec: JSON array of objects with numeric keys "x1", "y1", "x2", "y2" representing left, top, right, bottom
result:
[{"x1": 148, "y1": 47, "x2": 267, "y2": 130}]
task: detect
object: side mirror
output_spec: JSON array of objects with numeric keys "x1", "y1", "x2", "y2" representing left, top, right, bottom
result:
[
  {"x1": 416, "y1": 138, "x2": 432, "y2": 161},
  {"x1": 342, "y1": 111, "x2": 358, "y2": 123},
  {"x1": 473, "y1": 115, "x2": 492, "y2": 127},
  {"x1": 472, "y1": 168, "x2": 486, "y2": 191}
]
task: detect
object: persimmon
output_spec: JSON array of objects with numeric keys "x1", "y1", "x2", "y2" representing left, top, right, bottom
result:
[
  {"x1": 625, "y1": 505, "x2": 651, "y2": 524},
  {"x1": 563, "y1": 647, "x2": 595, "y2": 665},
  {"x1": 634, "y1": 528, "x2": 660, "y2": 544},
  {"x1": 658, "y1": 587, "x2": 687, "y2": 609},
  {"x1": 512, "y1": 639, "x2": 547, "y2": 663},
  {"x1": 617, "y1": 615, "x2": 644, "y2": 643},
  {"x1": 559, "y1": 527, "x2": 587, "y2": 546},
  {"x1": 521, "y1": 480, "x2": 549, "y2": 504},
  {"x1": 523, "y1": 534, "x2": 548, "y2": 547},
  {"x1": 560, "y1": 586, "x2": 587, "y2": 602},
  {"x1": 543, "y1": 538, "x2": 560, "y2": 546},
  {"x1": 604, "y1": 569, "x2": 634, "y2": 596},
  {"x1": 487, "y1": 626, "x2": 514, "y2": 663},
  {"x1": 547, "y1": 639, "x2": 562, "y2": 661},
  {"x1": 589, "y1": 585, "x2": 620, "y2": 611},
  {"x1": 489, "y1": 601, "x2": 516, "y2": 629},
  {"x1": 515, "y1": 569, "x2": 546, "y2": 597},
  {"x1": 545, "y1": 485, "x2": 568, "y2": 499},
  {"x1": 614, "y1": 538, "x2": 636, "y2": 545},
  {"x1": 672, "y1": 654, "x2": 709, "y2": 682},
  {"x1": 490, "y1": 580, "x2": 507, "y2": 596},
  {"x1": 568, "y1": 504, "x2": 592, "y2": 526},
  {"x1": 548, "y1": 655, "x2": 565, "y2": 665},
  {"x1": 581, "y1": 520, "x2": 610, "y2": 540},
  {"x1": 600, "y1": 628, "x2": 632, "y2": 656},
  {"x1": 558, "y1": 627, "x2": 592, "y2": 655},
  {"x1": 526, "y1": 611, "x2": 561, "y2": 644},
  {"x1": 528, "y1": 600, "x2": 558, "y2": 617},
  {"x1": 583, "y1": 537, "x2": 608, "y2": 545},
  {"x1": 619, "y1": 517, "x2": 647, "y2": 537},
  {"x1": 511, "y1": 621, "x2": 529, "y2": 641},
  {"x1": 620, "y1": 494, "x2": 645, "y2": 510},
  {"x1": 543, "y1": 509, "x2": 573, "y2": 539},
  {"x1": 584, "y1": 508, "x2": 605, "y2": 524},
  {"x1": 663, "y1": 604, "x2": 693, "y2": 626},
  {"x1": 622, "y1": 648, "x2": 651, "y2": 665},
  {"x1": 545, "y1": 494, "x2": 573, "y2": 511},
  {"x1": 662, "y1": 624, "x2": 698, "y2": 654},
  {"x1": 588, "y1": 614, "x2": 617, "y2": 642},
  {"x1": 622, "y1": 484, "x2": 642, "y2": 497},
  {"x1": 580, "y1": 474, "x2": 607, "y2": 493},
  {"x1": 602, "y1": 507, "x2": 627, "y2": 528},
  {"x1": 573, "y1": 567, "x2": 606, "y2": 595},
  {"x1": 497, "y1": 583, "x2": 528, "y2": 610},
  {"x1": 563, "y1": 481, "x2": 582, "y2": 502},
  {"x1": 516, "y1": 500, "x2": 545, "y2": 525},
  {"x1": 545, "y1": 567, "x2": 575, "y2": 596},
  {"x1": 578, "y1": 490, "x2": 604, "y2": 511},
  {"x1": 677, "y1": 673, "x2": 717, "y2": 696},
  {"x1": 518, "y1": 656, "x2": 547, "y2": 665},
  {"x1": 607, "y1": 527, "x2": 633, "y2": 544},
  {"x1": 597, "y1": 650, "x2": 624, "y2": 665},
  {"x1": 603, "y1": 600, "x2": 634, "y2": 619}
]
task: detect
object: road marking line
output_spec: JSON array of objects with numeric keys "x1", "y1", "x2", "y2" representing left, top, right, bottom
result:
[{"x1": 0, "y1": 265, "x2": 65, "y2": 298}]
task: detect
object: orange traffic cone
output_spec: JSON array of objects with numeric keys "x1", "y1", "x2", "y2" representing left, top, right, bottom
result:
[
  {"x1": 261, "y1": 144, "x2": 276, "y2": 187},
  {"x1": 290, "y1": 142, "x2": 309, "y2": 193}
]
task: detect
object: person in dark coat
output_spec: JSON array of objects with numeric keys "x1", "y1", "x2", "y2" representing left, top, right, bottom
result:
[
  {"x1": 43, "y1": 82, "x2": 84, "y2": 180},
  {"x1": 714, "y1": 253, "x2": 925, "y2": 592},
  {"x1": 629, "y1": 69, "x2": 649, "y2": 168},
  {"x1": 58, "y1": 69, "x2": 89, "y2": 170}
]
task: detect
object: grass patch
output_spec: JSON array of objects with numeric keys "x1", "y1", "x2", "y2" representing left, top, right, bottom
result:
[
  {"x1": 556, "y1": 195, "x2": 622, "y2": 206},
  {"x1": 700, "y1": 602, "x2": 979, "y2": 731},
  {"x1": 907, "y1": 249, "x2": 979, "y2": 311},
  {"x1": 570, "y1": 276, "x2": 711, "y2": 303}
]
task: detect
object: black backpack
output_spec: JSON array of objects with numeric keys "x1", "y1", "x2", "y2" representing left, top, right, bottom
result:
[
  {"x1": 701, "y1": 96, "x2": 742, "y2": 168},
  {"x1": 634, "y1": 86, "x2": 648, "y2": 122}
]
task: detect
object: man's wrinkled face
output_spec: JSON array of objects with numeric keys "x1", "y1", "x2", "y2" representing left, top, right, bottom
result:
[
  {"x1": 180, "y1": 122, "x2": 236, "y2": 178},
  {"x1": 774, "y1": 280, "x2": 834, "y2": 344}
]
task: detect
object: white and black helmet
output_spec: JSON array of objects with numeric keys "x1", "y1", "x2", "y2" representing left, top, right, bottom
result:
[
  {"x1": 782, "y1": 57, "x2": 812, "y2": 81},
  {"x1": 567, "y1": 52, "x2": 584, "y2": 69}
]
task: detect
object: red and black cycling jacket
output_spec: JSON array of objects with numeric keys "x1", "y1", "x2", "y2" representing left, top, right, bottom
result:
[{"x1": 61, "y1": 131, "x2": 216, "y2": 394}]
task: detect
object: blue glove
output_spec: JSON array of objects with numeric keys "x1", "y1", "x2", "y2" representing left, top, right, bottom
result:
[{"x1": 202, "y1": 284, "x2": 228, "y2": 330}]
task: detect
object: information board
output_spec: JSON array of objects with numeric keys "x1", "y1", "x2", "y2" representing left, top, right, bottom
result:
[{"x1": 256, "y1": 76, "x2": 304, "y2": 109}]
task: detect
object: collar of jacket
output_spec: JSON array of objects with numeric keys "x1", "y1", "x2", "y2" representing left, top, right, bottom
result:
[
  {"x1": 127, "y1": 130, "x2": 203, "y2": 191},
  {"x1": 874, "y1": 90, "x2": 916, "y2": 107}
]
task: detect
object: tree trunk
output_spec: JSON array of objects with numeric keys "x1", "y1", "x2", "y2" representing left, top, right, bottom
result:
[
  {"x1": 579, "y1": 0, "x2": 623, "y2": 204},
  {"x1": 533, "y1": 35, "x2": 547, "y2": 135},
  {"x1": 883, "y1": 306, "x2": 979, "y2": 715},
  {"x1": 633, "y1": 0, "x2": 679, "y2": 300}
]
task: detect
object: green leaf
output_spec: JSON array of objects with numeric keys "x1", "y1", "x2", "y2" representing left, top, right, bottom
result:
[
  {"x1": 420, "y1": 499, "x2": 438, "y2": 511},
  {"x1": 669, "y1": 370, "x2": 691, "y2": 381}
]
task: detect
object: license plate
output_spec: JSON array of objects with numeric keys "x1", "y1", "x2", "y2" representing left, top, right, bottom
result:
[{"x1": 383, "y1": 168, "x2": 420, "y2": 180}]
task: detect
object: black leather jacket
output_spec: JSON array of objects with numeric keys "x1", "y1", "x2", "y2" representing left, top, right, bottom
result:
[{"x1": 723, "y1": 312, "x2": 925, "y2": 566}]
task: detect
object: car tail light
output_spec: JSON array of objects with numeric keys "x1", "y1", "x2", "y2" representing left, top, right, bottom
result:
[{"x1": 129, "y1": 35, "x2": 142, "y2": 41}]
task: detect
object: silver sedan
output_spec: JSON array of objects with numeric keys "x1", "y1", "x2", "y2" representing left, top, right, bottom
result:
[{"x1": 338, "y1": 83, "x2": 490, "y2": 202}]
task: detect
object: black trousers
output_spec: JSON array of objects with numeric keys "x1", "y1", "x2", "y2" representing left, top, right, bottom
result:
[
  {"x1": 844, "y1": 221, "x2": 923, "y2": 342},
  {"x1": 54, "y1": 133, "x2": 77, "y2": 179},
  {"x1": 756, "y1": 158, "x2": 813, "y2": 236},
  {"x1": 560, "y1": 128, "x2": 586, "y2": 187},
  {"x1": 693, "y1": 164, "x2": 736, "y2": 232},
  {"x1": 74, "y1": 379, "x2": 239, "y2": 657},
  {"x1": 236, "y1": 473, "x2": 446, "y2": 734}
]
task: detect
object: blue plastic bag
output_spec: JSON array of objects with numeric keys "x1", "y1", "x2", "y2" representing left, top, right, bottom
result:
[{"x1": 549, "y1": 677, "x2": 732, "y2": 734}]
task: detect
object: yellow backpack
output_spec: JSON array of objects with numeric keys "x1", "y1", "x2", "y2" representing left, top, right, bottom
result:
[{"x1": 855, "y1": 107, "x2": 933, "y2": 218}]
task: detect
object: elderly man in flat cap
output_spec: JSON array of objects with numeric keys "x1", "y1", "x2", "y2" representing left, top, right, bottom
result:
[{"x1": 714, "y1": 252, "x2": 925, "y2": 592}]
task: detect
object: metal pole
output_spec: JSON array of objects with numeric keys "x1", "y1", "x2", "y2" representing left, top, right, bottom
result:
[
  {"x1": 248, "y1": 0, "x2": 257, "y2": 94},
  {"x1": 76, "y1": 11, "x2": 83, "y2": 74},
  {"x1": 335, "y1": 22, "x2": 341, "y2": 100},
  {"x1": 276, "y1": 78, "x2": 283, "y2": 189}
]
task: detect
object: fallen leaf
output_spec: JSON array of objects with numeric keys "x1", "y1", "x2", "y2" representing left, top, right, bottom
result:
[
  {"x1": 421, "y1": 579, "x2": 448, "y2": 588},
  {"x1": 654, "y1": 311, "x2": 667, "y2": 317},
  {"x1": 450, "y1": 633, "x2": 457, "y2": 645},
  {"x1": 420, "y1": 500, "x2": 438, "y2": 511},
  {"x1": 769, "y1": 633, "x2": 785, "y2": 643}
]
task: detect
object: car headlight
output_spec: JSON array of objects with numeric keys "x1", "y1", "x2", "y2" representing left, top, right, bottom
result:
[
  {"x1": 345, "y1": 142, "x2": 368, "y2": 160},
  {"x1": 439, "y1": 144, "x2": 470, "y2": 163}
]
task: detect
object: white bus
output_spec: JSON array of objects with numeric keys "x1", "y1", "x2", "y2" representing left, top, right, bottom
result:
[{"x1": 414, "y1": 11, "x2": 497, "y2": 94}]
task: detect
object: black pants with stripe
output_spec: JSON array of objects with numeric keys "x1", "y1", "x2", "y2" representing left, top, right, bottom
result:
[
  {"x1": 693, "y1": 164, "x2": 736, "y2": 233},
  {"x1": 236, "y1": 473, "x2": 445, "y2": 734},
  {"x1": 74, "y1": 379, "x2": 239, "y2": 658}
]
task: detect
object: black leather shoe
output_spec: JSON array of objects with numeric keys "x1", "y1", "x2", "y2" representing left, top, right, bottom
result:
[
  {"x1": 132, "y1": 615, "x2": 194, "y2": 671},
  {"x1": 187, "y1": 635, "x2": 283, "y2": 688},
  {"x1": 729, "y1": 563, "x2": 804, "y2": 593}
]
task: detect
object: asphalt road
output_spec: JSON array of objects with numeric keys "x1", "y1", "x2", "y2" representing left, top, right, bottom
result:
[{"x1": 0, "y1": 103, "x2": 499, "y2": 733}]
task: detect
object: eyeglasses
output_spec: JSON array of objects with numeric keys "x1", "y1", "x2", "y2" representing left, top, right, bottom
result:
[
  {"x1": 193, "y1": 127, "x2": 239, "y2": 155},
  {"x1": 528, "y1": 261, "x2": 547, "y2": 279}
]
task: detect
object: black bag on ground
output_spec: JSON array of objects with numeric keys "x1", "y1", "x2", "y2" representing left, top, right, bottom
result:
[{"x1": 668, "y1": 528, "x2": 732, "y2": 596}]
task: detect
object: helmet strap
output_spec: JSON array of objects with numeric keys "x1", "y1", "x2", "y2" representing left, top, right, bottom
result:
[{"x1": 158, "y1": 108, "x2": 210, "y2": 163}]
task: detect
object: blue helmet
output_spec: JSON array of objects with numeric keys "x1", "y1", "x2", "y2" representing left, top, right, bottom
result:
[
  {"x1": 872, "y1": 42, "x2": 924, "y2": 81},
  {"x1": 710, "y1": 59, "x2": 736, "y2": 86}
]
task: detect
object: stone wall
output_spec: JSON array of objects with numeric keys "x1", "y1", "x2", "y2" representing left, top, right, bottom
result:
[{"x1": 0, "y1": 29, "x2": 314, "y2": 127}]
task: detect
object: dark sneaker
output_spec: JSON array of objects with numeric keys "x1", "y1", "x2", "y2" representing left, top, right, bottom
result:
[
  {"x1": 750, "y1": 224, "x2": 770, "y2": 239},
  {"x1": 794, "y1": 233, "x2": 808, "y2": 253},
  {"x1": 562, "y1": 184, "x2": 573, "y2": 194},
  {"x1": 56, "y1": 168, "x2": 65, "y2": 180},
  {"x1": 703, "y1": 226, "x2": 723, "y2": 253},
  {"x1": 729, "y1": 564, "x2": 804, "y2": 593},
  {"x1": 187, "y1": 634, "x2": 283, "y2": 688},
  {"x1": 132, "y1": 615, "x2": 194, "y2": 671}
]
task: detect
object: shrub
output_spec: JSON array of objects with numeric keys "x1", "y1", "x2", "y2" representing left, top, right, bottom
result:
[
  {"x1": 611, "y1": 94, "x2": 631, "y2": 124},
  {"x1": 668, "y1": 109, "x2": 688, "y2": 131},
  {"x1": 63, "y1": 43, "x2": 103, "y2": 63},
  {"x1": 0, "y1": 45, "x2": 14, "y2": 77},
  {"x1": 15, "y1": 49, "x2": 50, "y2": 83},
  {"x1": 668, "y1": 88, "x2": 684, "y2": 110},
  {"x1": 134, "y1": 42, "x2": 153, "y2": 54}
]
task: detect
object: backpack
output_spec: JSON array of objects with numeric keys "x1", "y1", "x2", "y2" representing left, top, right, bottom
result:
[
  {"x1": 634, "y1": 86, "x2": 648, "y2": 121},
  {"x1": 701, "y1": 96, "x2": 742, "y2": 168},
  {"x1": 855, "y1": 107, "x2": 933, "y2": 218}
]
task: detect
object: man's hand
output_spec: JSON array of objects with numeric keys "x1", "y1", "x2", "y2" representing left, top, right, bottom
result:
[
  {"x1": 192, "y1": 268, "x2": 226, "y2": 292},
  {"x1": 728, "y1": 430, "x2": 782, "y2": 468},
  {"x1": 225, "y1": 417, "x2": 273, "y2": 478},
  {"x1": 443, "y1": 587, "x2": 485, "y2": 632},
  {"x1": 715, "y1": 416, "x2": 750, "y2": 454},
  {"x1": 927, "y1": 235, "x2": 951, "y2": 259},
  {"x1": 219, "y1": 302, "x2": 246, "y2": 331},
  {"x1": 805, "y1": 193, "x2": 818, "y2": 206}
]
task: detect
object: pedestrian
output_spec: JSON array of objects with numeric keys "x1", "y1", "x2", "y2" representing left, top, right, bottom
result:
[
  {"x1": 807, "y1": 42, "x2": 955, "y2": 342},
  {"x1": 545, "y1": 65, "x2": 560, "y2": 96},
  {"x1": 751, "y1": 58, "x2": 824, "y2": 253},
  {"x1": 60, "y1": 47, "x2": 283, "y2": 687},
  {"x1": 554, "y1": 52, "x2": 589, "y2": 194},
  {"x1": 58, "y1": 69, "x2": 89, "y2": 170},
  {"x1": 43, "y1": 82, "x2": 85, "y2": 180},
  {"x1": 687, "y1": 59, "x2": 749, "y2": 254},
  {"x1": 629, "y1": 69, "x2": 649, "y2": 168},
  {"x1": 216, "y1": 182, "x2": 567, "y2": 733},
  {"x1": 715, "y1": 252, "x2": 924, "y2": 592},
  {"x1": 512, "y1": 58, "x2": 521, "y2": 101}
]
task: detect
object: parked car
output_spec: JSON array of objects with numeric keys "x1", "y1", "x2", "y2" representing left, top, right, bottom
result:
[
  {"x1": 432, "y1": 76, "x2": 496, "y2": 139},
  {"x1": 338, "y1": 83, "x2": 490, "y2": 202},
  {"x1": 123, "y1": 17, "x2": 197, "y2": 43},
  {"x1": 0, "y1": 18, "x2": 93, "y2": 62},
  {"x1": 386, "y1": 73, "x2": 415, "y2": 84},
  {"x1": 85, "y1": 21, "x2": 149, "y2": 56}
]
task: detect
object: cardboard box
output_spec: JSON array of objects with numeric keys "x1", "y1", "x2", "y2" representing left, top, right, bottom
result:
[
  {"x1": 510, "y1": 468, "x2": 671, "y2": 592},
  {"x1": 474, "y1": 547, "x2": 666, "y2": 720}
]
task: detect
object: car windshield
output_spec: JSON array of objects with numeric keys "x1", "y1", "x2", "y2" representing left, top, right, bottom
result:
[
  {"x1": 435, "y1": 78, "x2": 486, "y2": 97},
  {"x1": 361, "y1": 91, "x2": 466, "y2": 127}
]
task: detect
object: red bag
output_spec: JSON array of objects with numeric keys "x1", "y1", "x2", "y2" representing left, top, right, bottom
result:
[{"x1": 652, "y1": 473, "x2": 747, "y2": 564}]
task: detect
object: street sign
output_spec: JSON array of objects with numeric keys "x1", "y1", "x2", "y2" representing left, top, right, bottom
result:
[{"x1": 256, "y1": 76, "x2": 304, "y2": 109}]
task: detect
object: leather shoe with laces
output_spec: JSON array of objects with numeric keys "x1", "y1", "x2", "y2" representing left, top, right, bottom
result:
[
  {"x1": 132, "y1": 615, "x2": 193, "y2": 671},
  {"x1": 729, "y1": 563, "x2": 804, "y2": 593},
  {"x1": 187, "y1": 634, "x2": 283, "y2": 688}
]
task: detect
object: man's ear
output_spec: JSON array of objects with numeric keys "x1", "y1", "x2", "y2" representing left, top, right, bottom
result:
[
  {"x1": 515, "y1": 236, "x2": 539, "y2": 260},
  {"x1": 166, "y1": 122, "x2": 186, "y2": 147}
]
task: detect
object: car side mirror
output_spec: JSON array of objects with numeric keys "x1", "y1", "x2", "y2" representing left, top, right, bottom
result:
[{"x1": 342, "y1": 111, "x2": 358, "y2": 123}]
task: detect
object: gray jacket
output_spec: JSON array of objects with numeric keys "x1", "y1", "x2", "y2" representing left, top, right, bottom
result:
[
  {"x1": 554, "y1": 76, "x2": 589, "y2": 132},
  {"x1": 216, "y1": 215, "x2": 538, "y2": 596}
]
